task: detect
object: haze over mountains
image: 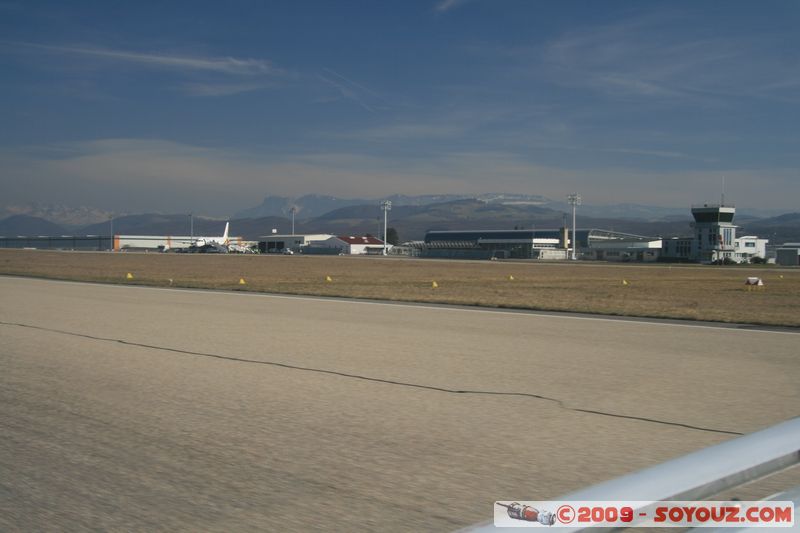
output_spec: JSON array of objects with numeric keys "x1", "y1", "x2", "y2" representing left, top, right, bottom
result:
[
  {"x1": 0, "y1": 203, "x2": 116, "y2": 228},
  {"x1": 233, "y1": 194, "x2": 787, "y2": 222},
  {"x1": 1, "y1": 195, "x2": 798, "y2": 243}
]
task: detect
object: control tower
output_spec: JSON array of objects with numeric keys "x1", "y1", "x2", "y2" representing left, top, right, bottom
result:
[{"x1": 690, "y1": 204, "x2": 737, "y2": 263}]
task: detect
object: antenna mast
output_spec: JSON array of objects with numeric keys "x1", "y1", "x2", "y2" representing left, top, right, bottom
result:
[{"x1": 721, "y1": 176, "x2": 726, "y2": 206}]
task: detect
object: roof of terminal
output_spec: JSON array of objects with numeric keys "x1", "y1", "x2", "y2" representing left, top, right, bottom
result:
[{"x1": 336, "y1": 235, "x2": 384, "y2": 245}]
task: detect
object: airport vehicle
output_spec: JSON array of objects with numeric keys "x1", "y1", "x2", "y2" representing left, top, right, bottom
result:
[{"x1": 227, "y1": 240, "x2": 258, "y2": 254}]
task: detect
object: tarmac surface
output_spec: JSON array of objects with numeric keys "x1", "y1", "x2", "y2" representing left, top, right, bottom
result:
[{"x1": 1, "y1": 276, "x2": 798, "y2": 531}]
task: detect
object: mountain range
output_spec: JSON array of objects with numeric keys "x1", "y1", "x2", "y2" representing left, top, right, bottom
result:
[
  {"x1": 1, "y1": 196, "x2": 798, "y2": 244},
  {"x1": 233, "y1": 194, "x2": 787, "y2": 221},
  {"x1": 0, "y1": 203, "x2": 116, "y2": 228},
  {"x1": 231, "y1": 193, "x2": 552, "y2": 220}
]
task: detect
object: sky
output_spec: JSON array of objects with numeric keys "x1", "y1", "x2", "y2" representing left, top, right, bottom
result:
[{"x1": 1, "y1": 0, "x2": 799, "y2": 216}]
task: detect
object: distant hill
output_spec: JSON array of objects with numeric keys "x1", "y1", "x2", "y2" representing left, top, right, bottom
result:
[
  {"x1": 544, "y1": 201, "x2": 691, "y2": 222},
  {"x1": 293, "y1": 199, "x2": 701, "y2": 242},
  {"x1": 744, "y1": 212, "x2": 800, "y2": 227},
  {"x1": 295, "y1": 199, "x2": 794, "y2": 242},
  {"x1": 313, "y1": 203, "x2": 428, "y2": 221},
  {"x1": 78, "y1": 214, "x2": 291, "y2": 241},
  {"x1": 224, "y1": 216, "x2": 294, "y2": 239},
  {"x1": 234, "y1": 194, "x2": 370, "y2": 220},
  {"x1": 80, "y1": 214, "x2": 227, "y2": 236},
  {"x1": 0, "y1": 215, "x2": 66, "y2": 236},
  {"x1": 233, "y1": 193, "x2": 551, "y2": 220},
  {"x1": 740, "y1": 212, "x2": 800, "y2": 244},
  {"x1": 0, "y1": 203, "x2": 115, "y2": 228},
  {"x1": 288, "y1": 199, "x2": 559, "y2": 240},
  {"x1": 3, "y1": 200, "x2": 799, "y2": 245},
  {"x1": 235, "y1": 193, "x2": 792, "y2": 223}
]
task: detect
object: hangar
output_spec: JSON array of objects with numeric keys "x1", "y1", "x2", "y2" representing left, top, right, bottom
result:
[
  {"x1": 257, "y1": 234, "x2": 388, "y2": 255},
  {"x1": 0, "y1": 235, "x2": 111, "y2": 251},
  {"x1": 422, "y1": 229, "x2": 660, "y2": 260},
  {"x1": 776, "y1": 243, "x2": 800, "y2": 266},
  {"x1": 258, "y1": 234, "x2": 334, "y2": 253},
  {"x1": 316, "y1": 235, "x2": 388, "y2": 255}
]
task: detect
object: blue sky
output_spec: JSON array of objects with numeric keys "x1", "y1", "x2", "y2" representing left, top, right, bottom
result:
[{"x1": 1, "y1": 1, "x2": 798, "y2": 216}]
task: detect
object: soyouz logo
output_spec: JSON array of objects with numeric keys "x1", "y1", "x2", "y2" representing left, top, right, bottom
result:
[{"x1": 494, "y1": 501, "x2": 795, "y2": 528}]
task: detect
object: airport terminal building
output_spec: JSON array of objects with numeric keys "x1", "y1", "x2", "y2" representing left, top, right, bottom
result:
[
  {"x1": 258, "y1": 234, "x2": 334, "y2": 253},
  {"x1": 661, "y1": 204, "x2": 768, "y2": 263},
  {"x1": 0, "y1": 235, "x2": 112, "y2": 251},
  {"x1": 258, "y1": 233, "x2": 388, "y2": 255},
  {"x1": 422, "y1": 229, "x2": 661, "y2": 260}
]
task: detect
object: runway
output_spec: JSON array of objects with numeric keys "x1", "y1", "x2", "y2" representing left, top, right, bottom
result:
[{"x1": 1, "y1": 276, "x2": 798, "y2": 531}]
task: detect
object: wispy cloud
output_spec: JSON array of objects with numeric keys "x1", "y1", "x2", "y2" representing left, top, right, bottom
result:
[
  {"x1": 11, "y1": 42, "x2": 281, "y2": 76},
  {"x1": 597, "y1": 147, "x2": 716, "y2": 162},
  {"x1": 531, "y1": 12, "x2": 800, "y2": 105},
  {"x1": 179, "y1": 81, "x2": 276, "y2": 97},
  {"x1": 338, "y1": 123, "x2": 466, "y2": 141},
  {"x1": 2, "y1": 41, "x2": 287, "y2": 98},
  {"x1": 493, "y1": 134, "x2": 717, "y2": 163},
  {"x1": 590, "y1": 74, "x2": 685, "y2": 99},
  {"x1": 434, "y1": 0, "x2": 474, "y2": 13},
  {"x1": 318, "y1": 68, "x2": 389, "y2": 112}
]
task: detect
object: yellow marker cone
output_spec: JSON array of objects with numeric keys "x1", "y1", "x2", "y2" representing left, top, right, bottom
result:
[
  {"x1": 508, "y1": 275, "x2": 515, "y2": 281},
  {"x1": 168, "y1": 278, "x2": 173, "y2": 285},
  {"x1": 431, "y1": 280, "x2": 438, "y2": 288},
  {"x1": 779, "y1": 275, "x2": 784, "y2": 279},
  {"x1": 239, "y1": 278, "x2": 246, "y2": 285},
  {"x1": 325, "y1": 275, "x2": 333, "y2": 282},
  {"x1": 622, "y1": 279, "x2": 629, "y2": 286},
  {"x1": 126, "y1": 272, "x2": 134, "y2": 279}
]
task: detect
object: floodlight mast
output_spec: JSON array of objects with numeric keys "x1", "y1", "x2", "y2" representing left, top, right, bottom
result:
[
  {"x1": 380, "y1": 200, "x2": 392, "y2": 255},
  {"x1": 567, "y1": 193, "x2": 581, "y2": 260},
  {"x1": 290, "y1": 206, "x2": 297, "y2": 236}
]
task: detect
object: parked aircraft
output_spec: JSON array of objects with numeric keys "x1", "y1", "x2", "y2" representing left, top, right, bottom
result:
[
  {"x1": 163, "y1": 222, "x2": 247, "y2": 254},
  {"x1": 194, "y1": 222, "x2": 229, "y2": 248},
  {"x1": 163, "y1": 222, "x2": 254, "y2": 253}
]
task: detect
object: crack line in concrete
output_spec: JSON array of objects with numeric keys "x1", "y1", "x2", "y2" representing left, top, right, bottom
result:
[{"x1": 2, "y1": 321, "x2": 745, "y2": 436}]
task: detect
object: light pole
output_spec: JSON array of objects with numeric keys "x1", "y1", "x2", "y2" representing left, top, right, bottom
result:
[
  {"x1": 189, "y1": 213, "x2": 194, "y2": 245},
  {"x1": 109, "y1": 215, "x2": 114, "y2": 251},
  {"x1": 567, "y1": 193, "x2": 581, "y2": 260},
  {"x1": 290, "y1": 206, "x2": 297, "y2": 236},
  {"x1": 380, "y1": 200, "x2": 392, "y2": 255}
]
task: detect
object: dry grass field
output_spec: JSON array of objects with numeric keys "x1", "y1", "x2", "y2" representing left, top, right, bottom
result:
[{"x1": 1, "y1": 249, "x2": 798, "y2": 326}]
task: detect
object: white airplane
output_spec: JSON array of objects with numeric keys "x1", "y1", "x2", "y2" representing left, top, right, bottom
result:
[
  {"x1": 192, "y1": 222, "x2": 256, "y2": 253},
  {"x1": 194, "y1": 222, "x2": 230, "y2": 248},
  {"x1": 163, "y1": 222, "x2": 254, "y2": 253}
]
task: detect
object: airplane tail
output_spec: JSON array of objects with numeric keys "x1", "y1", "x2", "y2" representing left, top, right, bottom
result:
[{"x1": 222, "y1": 222, "x2": 230, "y2": 245}]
